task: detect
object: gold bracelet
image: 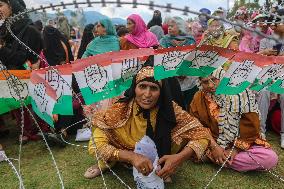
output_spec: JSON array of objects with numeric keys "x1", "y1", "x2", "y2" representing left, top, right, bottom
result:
[
  {"x1": 113, "y1": 150, "x2": 120, "y2": 161},
  {"x1": 210, "y1": 143, "x2": 218, "y2": 150}
]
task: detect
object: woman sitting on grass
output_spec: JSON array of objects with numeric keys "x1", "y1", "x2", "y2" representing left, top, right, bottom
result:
[
  {"x1": 189, "y1": 68, "x2": 278, "y2": 172},
  {"x1": 85, "y1": 66, "x2": 211, "y2": 180}
]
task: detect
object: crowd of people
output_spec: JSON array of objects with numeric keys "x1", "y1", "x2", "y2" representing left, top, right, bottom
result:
[{"x1": 0, "y1": 0, "x2": 283, "y2": 185}]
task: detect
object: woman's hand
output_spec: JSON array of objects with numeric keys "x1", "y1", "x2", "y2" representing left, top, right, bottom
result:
[
  {"x1": 52, "y1": 114, "x2": 59, "y2": 122},
  {"x1": 156, "y1": 154, "x2": 183, "y2": 179},
  {"x1": 224, "y1": 148, "x2": 239, "y2": 166},
  {"x1": 210, "y1": 144, "x2": 227, "y2": 165},
  {"x1": 130, "y1": 153, "x2": 153, "y2": 176}
]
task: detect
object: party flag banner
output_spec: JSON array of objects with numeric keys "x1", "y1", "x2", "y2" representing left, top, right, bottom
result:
[
  {"x1": 0, "y1": 70, "x2": 31, "y2": 114},
  {"x1": 216, "y1": 60, "x2": 262, "y2": 95},
  {"x1": 29, "y1": 72, "x2": 57, "y2": 127},
  {"x1": 177, "y1": 45, "x2": 236, "y2": 77},
  {"x1": 250, "y1": 64, "x2": 284, "y2": 92},
  {"x1": 34, "y1": 64, "x2": 73, "y2": 115},
  {"x1": 73, "y1": 48, "x2": 153, "y2": 105},
  {"x1": 72, "y1": 61, "x2": 118, "y2": 105},
  {"x1": 110, "y1": 48, "x2": 152, "y2": 94},
  {"x1": 154, "y1": 45, "x2": 196, "y2": 80},
  {"x1": 112, "y1": 57, "x2": 144, "y2": 93},
  {"x1": 267, "y1": 74, "x2": 284, "y2": 94}
]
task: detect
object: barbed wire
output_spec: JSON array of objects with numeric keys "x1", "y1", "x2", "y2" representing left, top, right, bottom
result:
[
  {"x1": 2, "y1": 1, "x2": 284, "y2": 188},
  {"x1": 18, "y1": 105, "x2": 25, "y2": 189},
  {"x1": 248, "y1": 151, "x2": 284, "y2": 183},
  {"x1": 5, "y1": 0, "x2": 284, "y2": 45},
  {"x1": 0, "y1": 151, "x2": 25, "y2": 189},
  {"x1": 0, "y1": 62, "x2": 65, "y2": 189},
  {"x1": 0, "y1": 61, "x2": 132, "y2": 188}
]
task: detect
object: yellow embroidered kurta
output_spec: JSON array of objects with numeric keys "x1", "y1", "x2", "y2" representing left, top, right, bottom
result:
[
  {"x1": 204, "y1": 32, "x2": 239, "y2": 50},
  {"x1": 89, "y1": 100, "x2": 210, "y2": 167}
]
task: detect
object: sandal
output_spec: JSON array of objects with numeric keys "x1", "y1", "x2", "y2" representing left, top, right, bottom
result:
[{"x1": 84, "y1": 165, "x2": 102, "y2": 179}]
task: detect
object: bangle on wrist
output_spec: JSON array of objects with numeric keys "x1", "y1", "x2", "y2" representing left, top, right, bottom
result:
[
  {"x1": 113, "y1": 149, "x2": 120, "y2": 161},
  {"x1": 209, "y1": 143, "x2": 218, "y2": 150}
]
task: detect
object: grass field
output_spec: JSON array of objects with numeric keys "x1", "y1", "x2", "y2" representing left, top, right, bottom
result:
[{"x1": 1, "y1": 118, "x2": 284, "y2": 189}]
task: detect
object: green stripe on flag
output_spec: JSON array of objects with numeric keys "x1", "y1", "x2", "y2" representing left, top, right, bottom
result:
[
  {"x1": 31, "y1": 99, "x2": 54, "y2": 127},
  {"x1": 250, "y1": 79, "x2": 273, "y2": 91},
  {"x1": 80, "y1": 80, "x2": 120, "y2": 105},
  {"x1": 114, "y1": 78, "x2": 133, "y2": 94},
  {"x1": 0, "y1": 97, "x2": 31, "y2": 115},
  {"x1": 177, "y1": 60, "x2": 216, "y2": 77},
  {"x1": 267, "y1": 80, "x2": 284, "y2": 94},
  {"x1": 154, "y1": 65, "x2": 178, "y2": 80},
  {"x1": 216, "y1": 78, "x2": 251, "y2": 95},
  {"x1": 53, "y1": 95, "x2": 73, "y2": 115}
]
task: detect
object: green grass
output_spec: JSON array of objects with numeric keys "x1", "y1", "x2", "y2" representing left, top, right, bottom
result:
[{"x1": 1, "y1": 118, "x2": 284, "y2": 189}]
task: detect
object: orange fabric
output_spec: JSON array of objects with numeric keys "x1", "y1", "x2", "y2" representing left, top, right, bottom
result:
[
  {"x1": 119, "y1": 37, "x2": 138, "y2": 50},
  {"x1": 189, "y1": 91, "x2": 270, "y2": 150},
  {"x1": 227, "y1": 39, "x2": 239, "y2": 50},
  {"x1": 0, "y1": 70, "x2": 31, "y2": 80}
]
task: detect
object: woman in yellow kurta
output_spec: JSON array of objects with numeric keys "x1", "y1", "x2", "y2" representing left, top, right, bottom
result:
[
  {"x1": 201, "y1": 19, "x2": 239, "y2": 50},
  {"x1": 85, "y1": 66, "x2": 211, "y2": 180}
]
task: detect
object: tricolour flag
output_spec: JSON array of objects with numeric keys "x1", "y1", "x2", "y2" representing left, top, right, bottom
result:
[
  {"x1": 33, "y1": 64, "x2": 73, "y2": 115},
  {"x1": 177, "y1": 45, "x2": 236, "y2": 77},
  {"x1": 216, "y1": 52, "x2": 264, "y2": 95},
  {"x1": 154, "y1": 45, "x2": 195, "y2": 80},
  {"x1": 73, "y1": 49, "x2": 153, "y2": 105},
  {"x1": 256, "y1": 56, "x2": 284, "y2": 94},
  {"x1": 0, "y1": 70, "x2": 31, "y2": 114},
  {"x1": 250, "y1": 64, "x2": 284, "y2": 92},
  {"x1": 29, "y1": 71, "x2": 57, "y2": 127},
  {"x1": 267, "y1": 74, "x2": 284, "y2": 94}
]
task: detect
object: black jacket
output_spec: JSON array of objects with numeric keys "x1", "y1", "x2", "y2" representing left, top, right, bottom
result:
[{"x1": 0, "y1": 19, "x2": 43, "y2": 70}]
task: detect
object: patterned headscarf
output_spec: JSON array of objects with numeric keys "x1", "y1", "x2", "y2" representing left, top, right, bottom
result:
[
  {"x1": 198, "y1": 67, "x2": 259, "y2": 148},
  {"x1": 136, "y1": 66, "x2": 162, "y2": 88}
]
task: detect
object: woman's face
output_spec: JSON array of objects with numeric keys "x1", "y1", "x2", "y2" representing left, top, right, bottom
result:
[
  {"x1": 192, "y1": 25, "x2": 203, "y2": 37},
  {"x1": 135, "y1": 81, "x2": 160, "y2": 110},
  {"x1": 96, "y1": 22, "x2": 107, "y2": 36},
  {"x1": 0, "y1": 2, "x2": 12, "y2": 19},
  {"x1": 208, "y1": 20, "x2": 223, "y2": 38},
  {"x1": 168, "y1": 20, "x2": 179, "y2": 36},
  {"x1": 127, "y1": 19, "x2": 135, "y2": 34},
  {"x1": 200, "y1": 76, "x2": 220, "y2": 94}
]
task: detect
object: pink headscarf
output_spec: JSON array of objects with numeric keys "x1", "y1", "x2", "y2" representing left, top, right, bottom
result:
[
  {"x1": 239, "y1": 27, "x2": 273, "y2": 53},
  {"x1": 125, "y1": 14, "x2": 159, "y2": 48}
]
